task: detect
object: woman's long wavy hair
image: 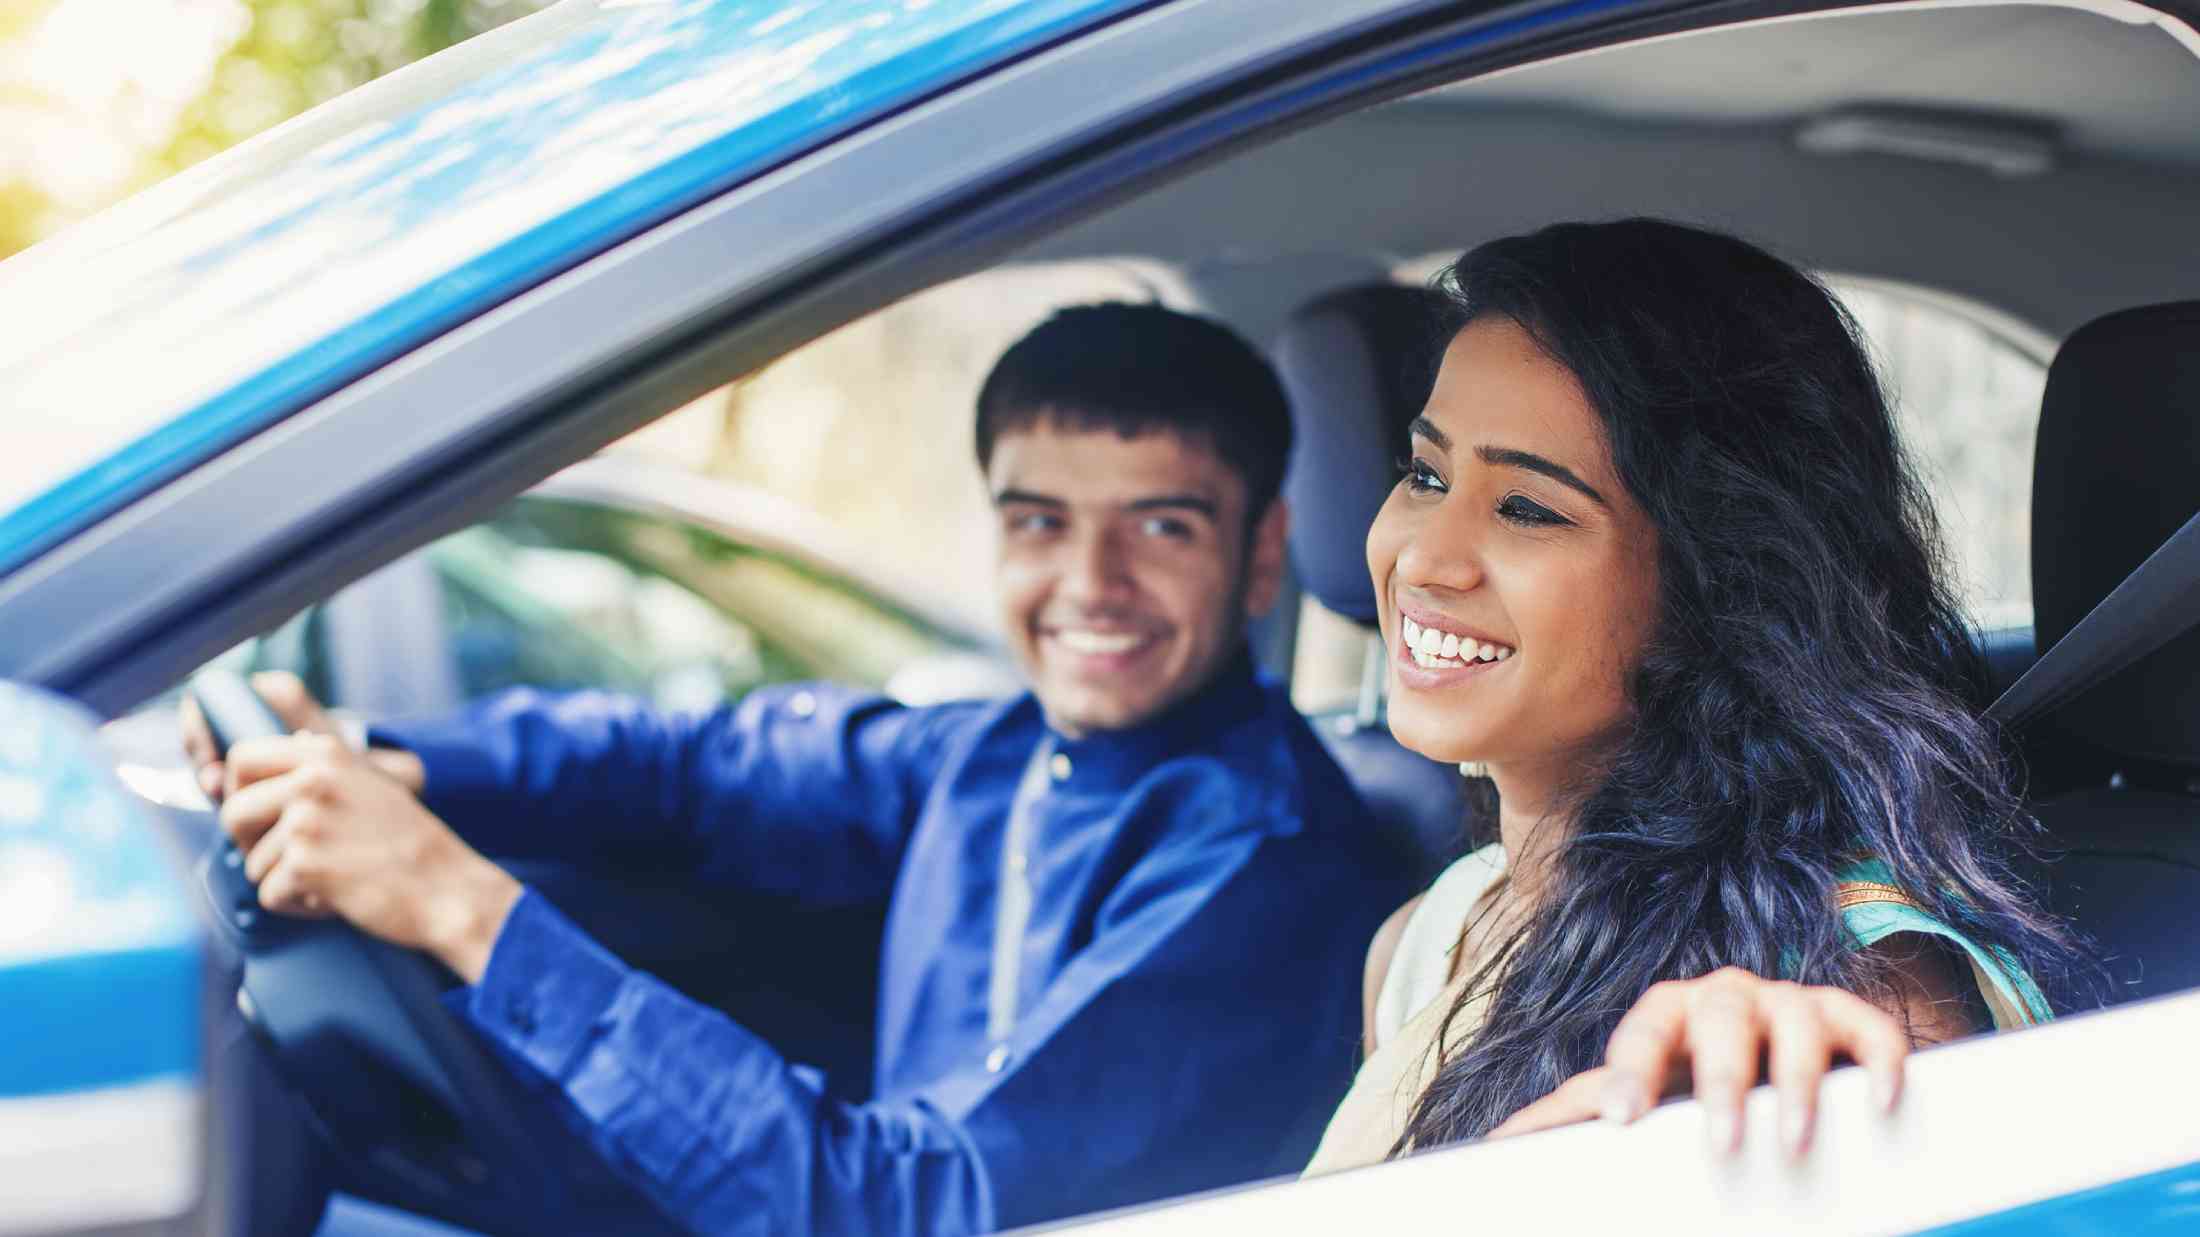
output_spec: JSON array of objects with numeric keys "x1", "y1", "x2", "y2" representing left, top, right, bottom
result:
[{"x1": 1395, "y1": 218, "x2": 2095, "y2": 1150}]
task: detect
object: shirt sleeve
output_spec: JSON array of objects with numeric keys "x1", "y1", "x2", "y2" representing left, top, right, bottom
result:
[
  {"x1": 370, "y1": 685, "x2": 963, "y2": 904},
  {"x1": 460, "y1": 831, "x2": 1384, "y2": 1236}
]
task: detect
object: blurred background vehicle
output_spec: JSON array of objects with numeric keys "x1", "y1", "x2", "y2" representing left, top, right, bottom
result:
[{"x1": 99, "y1": 453, "x2": 1017, "y2": 787}]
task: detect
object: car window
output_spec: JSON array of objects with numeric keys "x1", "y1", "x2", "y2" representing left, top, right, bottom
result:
[
  {"x1": 185, "y1": 490, "x2": 986, "y2": 726},
  {"x1": 485, "y1": 496, "x2": 962, "y2": 698},
  {"x1": 1826, "y1": 276, "x2": 2051, "y2": 632}
]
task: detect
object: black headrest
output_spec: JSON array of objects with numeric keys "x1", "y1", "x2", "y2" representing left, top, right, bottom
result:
[
  {"x1": 1274, "y1": 285, "x2": 1452, "y2": 624},
  {"x1": 2031, "y1": 301, "x2": 2200, "y2": 766}
]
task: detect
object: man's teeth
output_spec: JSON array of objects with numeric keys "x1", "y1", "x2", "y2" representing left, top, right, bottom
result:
[
  {"x1": 1056, "y1": 630, "x2": 1145, "y2": 655},
  {"x1": 1399, "y1": 616, "x2": 1514, "y2": 669}
]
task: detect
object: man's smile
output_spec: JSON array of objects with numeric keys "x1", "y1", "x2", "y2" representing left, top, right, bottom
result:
[{"x1": 1041, "y1": 624, "x2": 1168, "y2": 673}]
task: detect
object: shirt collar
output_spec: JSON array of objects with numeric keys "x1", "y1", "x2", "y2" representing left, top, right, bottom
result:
[{"x1": 1036, "y1": 647, "x2": 1269, "y2": 791}]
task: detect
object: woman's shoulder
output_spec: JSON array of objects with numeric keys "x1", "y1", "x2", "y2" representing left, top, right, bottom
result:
[
  {"x1": 1369, "y1": 843, "x2": 1507, "y2": 1049},
  {"x1": 1831, "y1": 858, "x2": 2053, "y2": 1030}
]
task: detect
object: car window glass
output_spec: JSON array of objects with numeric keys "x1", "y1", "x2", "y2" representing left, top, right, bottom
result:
[
  {"x1": 1825, "y1": 276, "x2": 2049, "y2": 632},
  {"x1": 487, "y1": 497, "x2": 958, "y2": 699}
]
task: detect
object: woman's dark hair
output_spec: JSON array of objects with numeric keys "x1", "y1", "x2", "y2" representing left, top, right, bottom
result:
[{"x1": 1397, "y1": 218, "x2": 2095, "y2": 1149}]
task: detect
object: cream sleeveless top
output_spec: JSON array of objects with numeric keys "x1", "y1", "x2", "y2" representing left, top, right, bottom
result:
[
  {"x1": 1301, "y1": 844, "x2": 2055, "y2": 1177},
  {"x1": 1303, "y1": 843, "x2": 1507, "y2": 1176}
]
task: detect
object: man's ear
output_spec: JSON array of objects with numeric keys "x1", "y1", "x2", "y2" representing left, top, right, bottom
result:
[{"x1": 1244, "y1": 498, "x2": 1291, "y2": 618}]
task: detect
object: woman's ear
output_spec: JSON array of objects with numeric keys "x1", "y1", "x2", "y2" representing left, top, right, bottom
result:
[{"x1": 1244, "y1": 497, "x2": 1291, "y2": 618}]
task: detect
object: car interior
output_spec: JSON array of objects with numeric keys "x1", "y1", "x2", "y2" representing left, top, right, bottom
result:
[{"x1": 132, "y1": 1, "x2": 2200, "y2": 1233}]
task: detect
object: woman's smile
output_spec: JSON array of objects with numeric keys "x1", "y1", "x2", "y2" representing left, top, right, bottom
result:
[{"x1": 1392, "y1": 601, "x2": 1515, "y2": 688}]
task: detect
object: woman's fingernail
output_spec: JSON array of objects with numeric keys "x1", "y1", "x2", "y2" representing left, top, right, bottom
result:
[
  {"x1": 1873, "y1": 1074, "x2": 1899, "y2": 1113},
  {"x1": 1705, "y1": 1108, "x2": 1737, "y2": 1154},
  {"x1": 1783, "y1": 1106, "x2": 1810, "y2": 1157}
]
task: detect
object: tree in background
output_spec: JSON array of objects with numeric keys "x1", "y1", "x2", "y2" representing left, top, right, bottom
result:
[{"x1": 0, "y1": 0, "x2": 546, "y2": 258}]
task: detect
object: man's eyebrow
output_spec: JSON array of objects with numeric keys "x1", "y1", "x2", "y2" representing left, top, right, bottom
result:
[
  {"x1": 1475, "y1": 445, "x2": 1608, "y2": 507},
  {"x1": 1126, "y1": 494, "x2": 1219, "y2": 519},
  {"x1": 993, "y1": 489, "x2": 1066, "y2": 508}
]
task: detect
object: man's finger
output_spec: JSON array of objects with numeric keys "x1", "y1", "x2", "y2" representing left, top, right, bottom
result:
[
  {"x1": 217, "y1": 765, "x2": 319, "y2": 853},
  {"x1": 225, "y1": 733, "x2": 343, "y2": 794},
  {"x1": 242, "y1": 814, "x2": 295, "y2": 885},
  {"x1": 251, "y1": 672, "x2": 336, "y2": 735},
  {"x1": 1601, "y1": 981, "x2": 1690, "y2": 1123},
  {"x1": 256, "y1": 852, "x2": 308, "y2": 915},
  {"x1": 179, "y1": 696, "x2": 215, "y2": 765},
  {"x1": 1815, "y1": 986, "x2": 1910, "y2": 1113},
  {"x1": 1763, "y1": 986, "x2": 1830, "y2": 1157},
  {"x1": 1683, "y1": 972, "x2": 1764, "y2": 1155}
]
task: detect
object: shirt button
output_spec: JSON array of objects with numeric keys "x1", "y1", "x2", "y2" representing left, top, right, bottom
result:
[
  {"x1": 790, "y1": 691, "x2": 818, "y2": 719},
  {"x1": 1048, "y1": 753, "x2": 1072, "y2": 781},
  {"x1": 508, "y1": 996, "x2": 539, "y2": 1035},
  {"x1": 985, "y1": 1044, "x2": 1011, "y2": 1073}
]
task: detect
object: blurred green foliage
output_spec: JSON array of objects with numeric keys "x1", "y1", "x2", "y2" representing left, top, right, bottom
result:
[
  {"x1": 159, "y1": 0, "x2": 547, "y2": 171},
  {"x1": 0, "y1": 0, "x2": 548, "y2": 259}
]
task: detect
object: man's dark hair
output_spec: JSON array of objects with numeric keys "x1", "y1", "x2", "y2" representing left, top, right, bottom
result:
[{"x1": 975, "y1": 302, "x2": 1293, "y2": 518}]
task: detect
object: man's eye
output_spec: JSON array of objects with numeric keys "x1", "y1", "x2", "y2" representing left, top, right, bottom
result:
[
  {"x1": 1496, "y1": 494, "x2": 1567, "y2": 527},
  {"x1": 1140, "y1": 516, "x2": 1194, "y2": 540},
  {"x1": 1398, "y1": 457, "x2": 1447, "y2": 496},
  {"x1": 1007, "y1": 512, "x2": 1063, "y2": 535}
]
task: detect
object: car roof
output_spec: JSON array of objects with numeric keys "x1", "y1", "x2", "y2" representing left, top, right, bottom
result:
[
  {"x1": 1026, "y1": 1, "x2": 2200, "y2": 343},
  {"x1": 0, "y1": 0, "x2": 1143, "y2": 580}
]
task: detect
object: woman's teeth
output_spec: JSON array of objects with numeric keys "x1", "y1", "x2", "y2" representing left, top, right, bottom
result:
[
  {"x1": 1056, "y1": 629, "x2": 1146, "y2": 655},
  {"x1": 1400, "y1": 616, "x2": 1514, "y2": 669}
]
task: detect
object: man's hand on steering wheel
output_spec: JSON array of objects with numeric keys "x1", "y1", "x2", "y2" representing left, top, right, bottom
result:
[
  {"x1": 181, "y1": 670, "x2": 427, "y2": 803},
  {"x1": 181, "y1": 673, "x2": 518, "y2": 983}
]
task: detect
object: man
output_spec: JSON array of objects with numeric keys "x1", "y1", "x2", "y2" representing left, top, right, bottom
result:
[{"x1": 187, "y1": 303, "x2": 1413, "y2": 1235}]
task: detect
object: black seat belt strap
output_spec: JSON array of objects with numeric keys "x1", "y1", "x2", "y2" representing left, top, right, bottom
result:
[{"x1": 1989, "y1": 508, "x2": 2200, "y2": 727}]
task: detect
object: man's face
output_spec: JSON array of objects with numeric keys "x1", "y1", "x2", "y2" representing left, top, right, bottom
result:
[{"x1": 988, "y1": 420, "x2": 1288, "y2": 737}]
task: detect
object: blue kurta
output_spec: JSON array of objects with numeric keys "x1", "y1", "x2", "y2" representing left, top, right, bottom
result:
[{"x1": 373, "y1": 654, "x2": 1410, "y2": 1236}]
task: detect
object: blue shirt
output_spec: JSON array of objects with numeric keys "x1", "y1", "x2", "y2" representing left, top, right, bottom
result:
[{"x1": 374, "y1": 655, "x2": 1410, "y2": 1236}]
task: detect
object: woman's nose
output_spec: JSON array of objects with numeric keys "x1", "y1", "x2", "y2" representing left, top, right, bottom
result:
[{"x1": 1392, "y1": 509, "x2": 1485, "y2": 595}]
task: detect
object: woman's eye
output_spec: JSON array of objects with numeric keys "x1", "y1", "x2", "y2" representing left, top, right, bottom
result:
[
  {"x1": 1399, "y1": 457, "x2": 1448, "y2": 496},
  {"x1": 1496, "y1": 494, "x2": 1567, "y2": 527}
]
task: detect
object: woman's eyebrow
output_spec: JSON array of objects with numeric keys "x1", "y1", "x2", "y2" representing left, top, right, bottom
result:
[
  {"x1": 1408, "y1": 416, "x2": 1609, "y2": 507},
  {"x1": 1475, "y1": 445, "x2": 1608, "y2": 507}
]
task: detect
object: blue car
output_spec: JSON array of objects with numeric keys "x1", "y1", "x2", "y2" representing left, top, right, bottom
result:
[{"x1": 6, "y1": 0, "x2": 2200, "y2": 1232}]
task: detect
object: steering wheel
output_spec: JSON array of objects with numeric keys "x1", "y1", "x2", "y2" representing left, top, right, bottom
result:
[{"x1": 186, "y1": 671, "x2": 671, "y2": 1235}]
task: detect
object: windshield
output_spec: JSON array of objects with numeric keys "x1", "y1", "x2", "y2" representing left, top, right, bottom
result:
[{"x1": 0, "y1": 0, "x2": 1137, "y2": 578}]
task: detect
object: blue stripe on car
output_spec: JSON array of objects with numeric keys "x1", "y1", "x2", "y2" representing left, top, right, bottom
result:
[{"x1": 1917, "y1": 1158, "x2": 2200, "y2": 1234}]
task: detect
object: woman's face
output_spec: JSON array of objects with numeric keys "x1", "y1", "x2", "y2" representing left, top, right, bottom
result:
[{"x1": 1367, "y1": 316, "x2": 1661, "y2": 776}]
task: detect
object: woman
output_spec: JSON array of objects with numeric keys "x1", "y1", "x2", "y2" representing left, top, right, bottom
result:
[{"x1": 1307, "y1": 219, "x2": 2089, "y2": 1171}]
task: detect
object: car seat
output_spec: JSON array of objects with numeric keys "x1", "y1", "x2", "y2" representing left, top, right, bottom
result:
[
  {"x1": 1273, "y1": 284, "x2": 1471, "y2": 885},
  {"x1": 2025, "y1": 301, "x2": 2200, "y2": 1004}
]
